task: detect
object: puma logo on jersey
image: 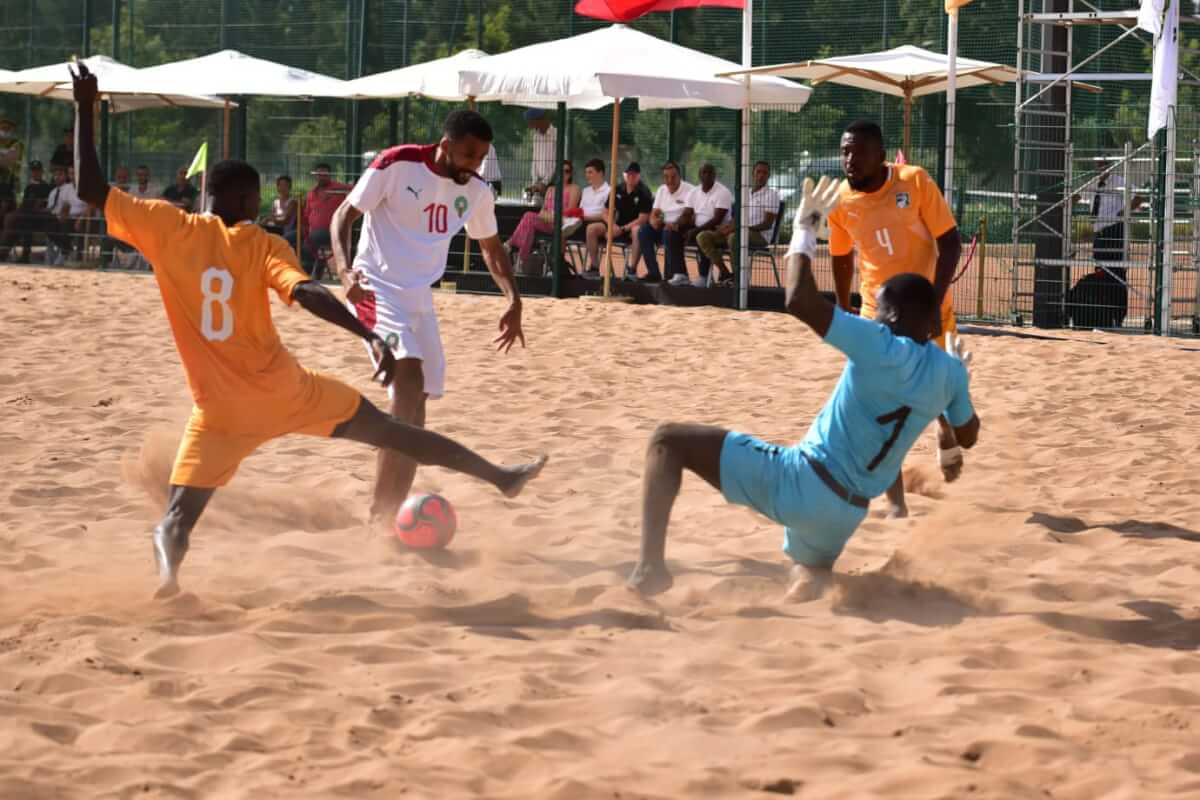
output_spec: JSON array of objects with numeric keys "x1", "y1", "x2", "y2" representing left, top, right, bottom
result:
[{"x1": 406, "y1": 185, "x2": 422, "y2": 201}]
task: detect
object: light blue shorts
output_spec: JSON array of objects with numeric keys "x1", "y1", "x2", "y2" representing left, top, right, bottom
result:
[{"x1": 719, "y1": 432, "x2": 870, "y2": 567}]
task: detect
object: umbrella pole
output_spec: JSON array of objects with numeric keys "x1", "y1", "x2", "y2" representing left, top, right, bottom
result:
[
  {"x1": 463, "y1": 96, "x2": 476, "y2": 273},
  {"x1": 222, "y1": 100, "x2": 231, "y2": 160},
  {"x1": 903, "y1": 92, "x2": 912, "y2": 157},
  {"x1": 602, "y1": 99, "x2": 621, "y2": 298}
]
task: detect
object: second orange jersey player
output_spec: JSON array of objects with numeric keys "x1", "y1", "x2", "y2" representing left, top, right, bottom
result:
[
  {"x1": 70, "y1": 63, "x2": 546, "y2": 599},
  {"x1": 827, "y1": 120, "x2": 967, "y2": 519}
]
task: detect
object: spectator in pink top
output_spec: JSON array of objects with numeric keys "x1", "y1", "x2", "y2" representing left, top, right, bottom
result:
[{"x1": 303, "y1": 162, "x2": 351, "y2": 277}]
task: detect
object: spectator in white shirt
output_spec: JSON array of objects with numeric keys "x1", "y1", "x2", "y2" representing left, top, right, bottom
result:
[
  {"x1": 634, "y1": 161, "x2": 694, "y2": 283},
  {"x1": 676, "y1": 163, "x2": 733, "y2": 286},
  {"x1": 576, "y1": 159, "x2": 612, "y2": 276},
  {"x1": 697, "y1": 160, "x2": 779, "y2": 284},
  {"x1": 524, "y1": 109, "x2": 557, "y2": 204},
  {"x1": 129, "y1": 165, "x2": 157, "y2": 199},
  {"x1": 46, "y1": 167, "x2": 92, "y2": 260},
  {"x1": 480, "y1": 143, "x2": 503, "y2": 197},
  {"x1": 112, "y1": 165, "x2": 131, "y2": 193}
]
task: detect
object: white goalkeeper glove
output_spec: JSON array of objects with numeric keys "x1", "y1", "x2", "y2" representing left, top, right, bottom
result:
[
  {"x1": 787, "y1": 175, "x2": 843, "y2": 260},
  {"x1": 946, "y1": 332, "x2": 973, "y2": 379}
]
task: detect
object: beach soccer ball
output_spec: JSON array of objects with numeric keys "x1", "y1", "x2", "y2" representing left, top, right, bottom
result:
[{"x1": 395, "y1": 494, "x2": 457, "y2": 549}]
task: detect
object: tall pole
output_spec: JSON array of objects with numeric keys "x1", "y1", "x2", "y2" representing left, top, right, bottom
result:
[
  {"x1": 400, "y1": 0, "x2": 410, "y2": 142},
  {"x1": 943, "y1": 6, "x2": 959, "y2": 203},
  {"x1": 602, "y1": 99, "x2": 622, "y2": 297},
  {"x1": 551, "y1": 101, "x2": 567, "y2": 299},
  {"x1": 737, "y1": 0, "x2": 753, "y2": 310},
  {"x1": 666, "y1": 11, "x2": 677, "y2": 162}
]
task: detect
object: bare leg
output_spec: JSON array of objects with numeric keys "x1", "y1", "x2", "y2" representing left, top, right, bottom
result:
[
  {"x1": 336, "y1": 398, "x2": 547, "y2": 499},
  {"x1": 369, "y1": 358, "x2": 425, "y2": 523},
  {"x1": 585, "y1": 222, "x2": 605, "y2": 270},
  {"x1": 884, "y1": 473, "x2": 908, "y2": 519},
  {"x1": 153, "y1": 485, "x2": 215, "y2": 599},
  {"x1": 627, "y1": 423, "x2": 728, "y2": 596}
]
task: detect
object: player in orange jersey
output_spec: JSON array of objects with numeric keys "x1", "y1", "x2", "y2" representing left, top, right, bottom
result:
[
  {"x1": 70, "y1": 65, "x2": 546, "y2": 598},
  {"x1": 827, "y1": 121, "x2": 964, "y2": 519}
]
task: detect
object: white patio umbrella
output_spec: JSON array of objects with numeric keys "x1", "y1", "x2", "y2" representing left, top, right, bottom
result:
[
  {"x1": 458, "y1": 24, "x2": 812, "y2": 296},
  {"x1": 89, "y1": 50, "x2": 351, "y2": 157},
  {"x1": 720, "y1": 45, "x2": 1017, "y2": 155},
  {"x1": 0, "y1": 55, "x2": 228, "y2": 111},
  {"x1": 346, "y1": 49, "x2": 493, "y2": 101}
]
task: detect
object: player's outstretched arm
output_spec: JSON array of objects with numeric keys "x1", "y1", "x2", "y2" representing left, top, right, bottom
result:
[
  {"x1": 291, "y1": 280, "x2": 396, "y2": 386},
  {"x1": 330, "y1": 201, "x2": 365, "y2": 301},
  {"x1": 68, "y1": 63, "x2": 110, "y2": 210},
  {"x1": 784, "y1": 176, "x2": 842, "y2": 338},
  {"x1": 477, "y1": 235, "x2": 525, "y2": 353}
]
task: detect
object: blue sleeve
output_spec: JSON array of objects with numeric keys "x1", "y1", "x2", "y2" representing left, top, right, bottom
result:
[
  {"x1": 823, "y1": 306, "x2": 897, "y2": 368},
  {"x1": 944, "y1": 362, "x2": 976, "y2": 427}
]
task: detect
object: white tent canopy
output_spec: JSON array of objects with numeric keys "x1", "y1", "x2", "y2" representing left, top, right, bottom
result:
[
  {"x1": 721, "y1": 45, "x2": 1016, "y2": 99},
  {"x1": 347, "y1": 49, "x2": 491, "y2": 101},
  {"x1": 89, "y1": 49, "x2": 350, "y2": 98},
  {"x1": 721, "y1": 45, "x2": 1017, "y2": 153},
  {"x1": 0, "y1": 55, "x2": 228, "y2": 112},
  {"x1": 458, "y1": 25, "x2": 812, "y2": 110}
]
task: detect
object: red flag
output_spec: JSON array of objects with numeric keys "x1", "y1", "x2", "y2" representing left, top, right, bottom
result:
[{"x1": 575, "y1": 0, "x2": 745, "y2": 22}]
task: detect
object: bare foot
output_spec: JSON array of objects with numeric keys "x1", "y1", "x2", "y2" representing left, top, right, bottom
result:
[
  {"x1": 500, "y1": 455, "x2": 549, "y2": 498},
  {"x1": 627, "y1": 561, "x2": 674, "y2": 596},
  {"x1": 785, "y1": 564, "x2": 832, "y2": 602}
]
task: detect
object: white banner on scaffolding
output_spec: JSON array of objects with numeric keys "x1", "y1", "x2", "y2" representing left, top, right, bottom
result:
[{"x1": 1144, "y1": 0, "x2": 1179, "y2": 140}]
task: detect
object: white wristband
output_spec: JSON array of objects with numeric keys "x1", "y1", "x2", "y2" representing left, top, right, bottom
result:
[{"x1": 788, "y1": 227, "x2": 817, "y2": 260}]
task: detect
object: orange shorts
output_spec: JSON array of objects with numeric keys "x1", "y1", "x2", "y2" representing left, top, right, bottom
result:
[
  {"x1": 860, "y1": 298, "x2": 958, "y2": 350},
  {"x1": 170, "y1": 369, "x2": 362, "y2": 488}
]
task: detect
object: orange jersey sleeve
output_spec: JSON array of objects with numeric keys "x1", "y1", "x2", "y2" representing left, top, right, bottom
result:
[
  {"x1": 104, "y1": 188, "x2": 187, "y2": 266},
  {"x1": 913, "y1": 166, "x2": 958, "y2": 240},
  {"x1": 264, "y1": 234, "x2": 310, "y2": 306},
  {"x1": 827, "y1": 203, "x2": 854, "y2": 257}
]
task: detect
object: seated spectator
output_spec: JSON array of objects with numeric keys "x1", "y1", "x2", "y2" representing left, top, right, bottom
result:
[
  {"x1": 302, "y1": 162, "x2": 352, "y2": 278},
  {"x1": 50, "y1": 128, "x2": 73, "y2": 170},
  {"x1": 575, "y1": 159, "x2": 613, "y2": 277},
  {"x1": 0, "y1": 117, "x2": 25, "y2": 219},
  {"x1": 162, "y1": 166, "x2": 198, "y2": 211},
  {"x1": 697, "y1": 160, "x2": 778, "y2": 285},
  {"x1": 594, "y1": 162, "x2": 653, "y2": 278},
  {"x1": 634, "y1": 161, "x2": 694, "y2": 283},
  {"x1": 112, "y1": 165, "x2": 131, "y2": 192},
  {"x1": 504, "y1": 159, "x2": 581, "y2": 272},
  {"x1": 0, "y1": 159, "x2": 51, "y2": 263},
  {"x1": 676, "y1": 163, "x2": 732, "y2": 287},
  {"x1": 261, "y1": 174, "x2": 298, "y2": 249},
  {"x1": 50, "y1": 167, "x2": 94, "y2": 261},
  {"x1": 130, "y1": 164, "x2": 156, "y2": 199}
]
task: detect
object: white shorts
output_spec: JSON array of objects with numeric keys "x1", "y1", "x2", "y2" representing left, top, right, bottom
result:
[{"x1": 348, "y1": 299, "x2": 446, "y2": 399}]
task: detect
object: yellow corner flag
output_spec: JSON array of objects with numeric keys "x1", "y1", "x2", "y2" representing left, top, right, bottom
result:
[
  {"x1": 186, "y1": 141, "x2": 208, "y2": 179},
  {"x1": 945, "y1": 0, "x2": 973, "y2": 10}
]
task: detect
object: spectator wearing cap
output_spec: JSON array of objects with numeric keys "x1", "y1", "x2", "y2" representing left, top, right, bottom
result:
[
  {"x1": 302, "y1": 162, "x2": 352, "y2": 277},
  {"x1": 586, "y1": 160, "x2": 652, "y2": 277},
  {"x1": 524, "y1": 109, "x2": 558, "y2": 204},
  {"x1": 0, "y1": 117, "x2": 24, "y2": 218},
  {"x1": 162, "y1": 166, "x2": 199, "y2": 211},
  {"x1": 0, "y1": 159, "x2": 50, "y2": 263},
  {"x1": 50, "y1": 127, "x2": 73, "y2": 170},
  {"x1": 697, "y1": 160, "x2": 779, "y2": 285},
  {"x1": 634, "y1": 160, "x2": 694, "y2": 283}
]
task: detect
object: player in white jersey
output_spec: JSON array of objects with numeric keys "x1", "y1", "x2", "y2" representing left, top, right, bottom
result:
[{"x1": 330, "y1": 110, "x2": 525, "y2": 524}]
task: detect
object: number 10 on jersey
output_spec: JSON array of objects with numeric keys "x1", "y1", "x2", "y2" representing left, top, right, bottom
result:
[{"x1": 424, "y1": 203, "x2": 448, "y2": 234}]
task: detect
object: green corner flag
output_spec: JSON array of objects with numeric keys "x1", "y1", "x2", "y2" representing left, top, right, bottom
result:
[{"x1": 186, "y1": 141, "x2": 207, "y2": 179}]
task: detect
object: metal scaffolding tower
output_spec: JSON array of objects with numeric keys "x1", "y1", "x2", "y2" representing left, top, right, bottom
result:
[{"x1": 1011, "y1": 0, "x2": 1200, "y2": 333}]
